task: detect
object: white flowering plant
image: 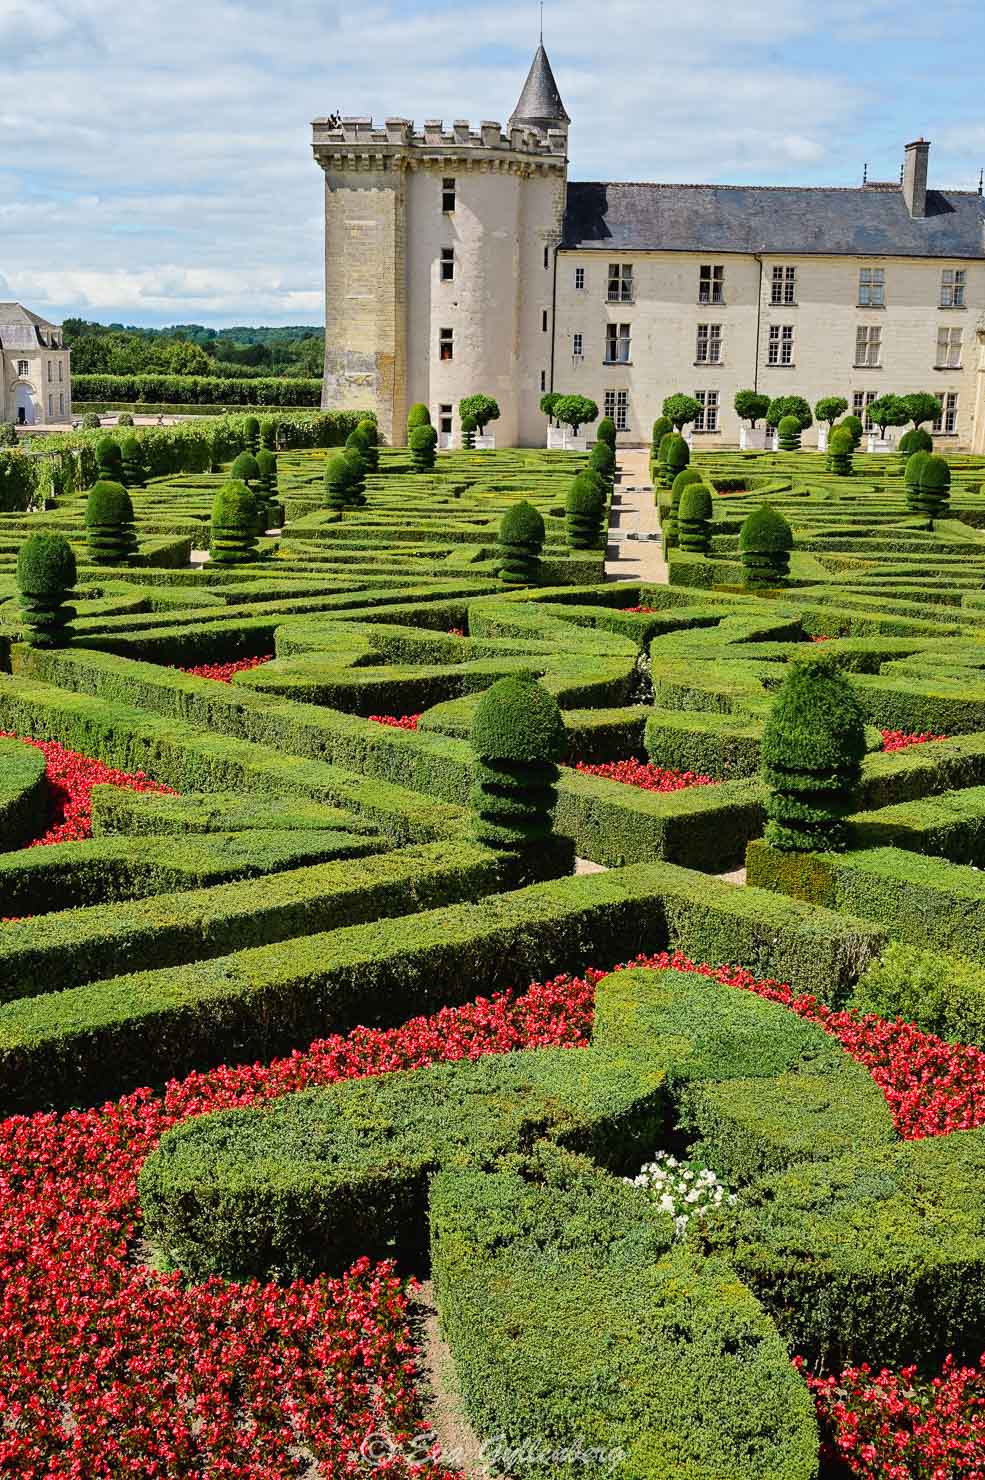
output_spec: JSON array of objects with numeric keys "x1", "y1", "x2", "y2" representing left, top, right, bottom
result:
[{"x1": 626, "y1": 1150, "x2": 736, "y2": 1241}]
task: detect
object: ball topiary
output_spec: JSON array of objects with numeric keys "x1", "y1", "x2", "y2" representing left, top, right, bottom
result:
[
  {"x1": 85, "y1": 480, "x2": 138, "y2": 565},
  {"x1": 898, "y1": 427, "x2": 933, "y2": 466},
  {"x1": 470, "y1": 675, "x2": 565, "y2": 855},
  {"x1": 16, "y1": 531, "x2": 77, "y2": 647},
  {"x1": 244, "y1": 416, "x2": 261, "y2": 455},
  {"x1": 116, "y1": 412, "x2": 134, "y2": 427},
  {"x1": 739, "y1": 504, "x2": 793, "y2": 589},
  {"x1": 565, "y1": 474, "x2": 605, "y2": 550},
  {"x1": 664, "y1": 467, "x2": 703, "y2": 549},
  {"x1": 409, "y1": 424, "x2": 438, "y2": 473},
  {"x1": 777, "y1": 415, "x2": 802, "y2": 452},
  {"x1": 761, "y1": 653, "x2": 867, "y2": 852},
  {"x1": 589, "y1": 439, "x2": 616, "y2": 487},
  {"x1": 825, "y1": 426, "x2": 854, "y2": 477},
  {"x1": 81, "y1": 413, "x2": 101, "y2": 430},
  {"x1": 209, "y1": 480, "x2": 259, "y2": 564},
  {"x1": 260, "y1": 418, "x2": 278, "y2": 451},
  {"x1": 904, "y1": 450, "x2": 930, "y2": 513},
  {"x1": 596, "y1": 416, "x2": 617, "y2": 450},
  {"x1": 915, "y1": 454, "x2": 951, "y2": 523},
  {"x1": 677, "y1": 481, "x2": 713, "y2": 555},
  {"x1": 120, "y1": 436, "x2": 145, "y2": 489},
  {"x1": 95, "y1": 436, "x2": 124, "y2": 483},
  {"x1": 660, "y1": 432, "x2": 690, "y2": 490},
  {"x1": 407, "y1": 404, "x2": 431, "y2": 436},
  {"x1": 497, "y1": 500, "x2": 545, "y2": 586},
  {"x1": 324, "y1": 453, "x2": 355, "y2": 511},
  {"x1": 230, "y1": 450, "x2": 260, "y2": 486}
]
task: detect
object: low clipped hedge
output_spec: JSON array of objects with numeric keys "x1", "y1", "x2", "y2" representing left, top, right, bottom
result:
[
  {"x1": 72, "y1": 374, "x2": 322, "y2": 407},
  {"x1": 0, "y1": 737, "x2": 47, "y2": 849},
  {"x1": 852, "y1": 941, "x2": 985, "y2": 1046}
]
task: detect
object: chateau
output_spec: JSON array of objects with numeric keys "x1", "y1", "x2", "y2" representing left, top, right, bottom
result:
[
  {"x1": 0, "y1": 304, "x2": 72, "y2": 428},
  {"x1": 313, "y1": 45, "x2": 985, "y2": 450}
]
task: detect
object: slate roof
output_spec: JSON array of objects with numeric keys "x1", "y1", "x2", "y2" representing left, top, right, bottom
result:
[
  {"x1": 562, "y1": 182, "x2": 985, "y2": 259},
  {"x1": 510, "y1": 43, "x2": 570, "y2": 130},
  {"x1": 0, "y1": 303, "x2": 60, "y2": 351}
]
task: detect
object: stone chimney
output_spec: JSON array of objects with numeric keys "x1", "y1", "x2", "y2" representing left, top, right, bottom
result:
[{"x1": 903, "y1": 138, "x2": 930, "y2": 218}]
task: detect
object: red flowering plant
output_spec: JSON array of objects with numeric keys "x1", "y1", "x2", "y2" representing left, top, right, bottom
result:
[
  {"x1": 369, "y1": 714, "x2": 421, "y2": 731},
  {"x1": 179, "y1": 654, "x2": 273, "y2": 683},
  {"x1": 0, "y1": 733, "x2": 174, "y2": 847},
  {"x1": 574, "y1": 759, "x2": 715, "y2": 791}
]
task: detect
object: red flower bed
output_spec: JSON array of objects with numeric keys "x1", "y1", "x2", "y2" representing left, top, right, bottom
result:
[
  {"x1": 574, "y1": 758, "x2": 714, "y2": 791},
  {"x1": 179, "y1": 655, "x2": 274, "y2": 683},
  {"x1": 369, "y1": 714, "x2": 421, "y2": 731},
  {"x1": 624, "y1": 605, "x2": 658, "y2": 614},
  {"x1": 881, "y1": 729, "x2": 948, "y2": 753},
  {"x1": 0, "y1": 733, "x2": 173, "y2": 847},
  {"x1": 446, "y1": 627, "x2": 466, "y2": 638}
]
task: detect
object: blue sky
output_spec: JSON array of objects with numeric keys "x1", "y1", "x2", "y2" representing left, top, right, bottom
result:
[{"x1": 1, "y1": 0, "x2": 984, "y2": 327}]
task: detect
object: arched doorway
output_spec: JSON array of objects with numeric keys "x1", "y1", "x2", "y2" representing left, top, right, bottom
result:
[{"x1": 14, "y1": 384, "x2": 37, "y2": 425}]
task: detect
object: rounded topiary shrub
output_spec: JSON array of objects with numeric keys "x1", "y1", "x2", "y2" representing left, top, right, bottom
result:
[
  {"x1": 81, "y1": 413, "x2": 101, "y2": 430},
  {"x1": 777, "y1": 415, "x2": 802, "y2": 452},
  {"x1": 677, "y1": 481, "x2": 713, "y2": 555},
  {"x1": 660, "y1": 433, "x2": 690, "y2": 490},
  {"x1": 120, "y1": 436, "x2": 145, "y2": 490},
  {"x1": 95, "y1": 436, "x2": 123, "y2": 482},
  {"x1": 470, "y1": 675, "x2": 565, "y2": 855},
  {"x1": 16, "y1": 531, "x2": 77, "y2": 647},
  {"x1": 497, "y1": 500, "x2": 545, "y2": 586},
  {"x1": 409, "y1": 424, "x2": 437, "y2": 474},
  {"x1": 739, "y1": 504, "x2": 793, "y2": 588},
  {"x1": 565, "y1": 474, "x2": 605, "y2": 550},
  {"x1": 260, "y1": 418, "x2": 278, "y2": 452},
  {"x1": 898, "y1": 426, "x2": 932, "y2": 467},
  {"x1": 324, "y1": 453, "x2": 355, "y2": 511},
  {"x1": 915, "y1": 454, "x2": 951, "y2": 523},
  {"x1": 904, "y1": 450, "x2": 930, "y2": 513},
  {"x1": 761, "y1": 653, "x2": 866, "y2": 852},
  {"x1": 825, "y1": 426, "x2": 854, "y2": 477},
  {"x1": 346, "y1": 426, "x2": 378, "y2": 476},
  {"x1": 210, "y1": 480, "x2": 259, "y2": 564},
  {"x1": 664, "y1": 467, "x2": 703, "y2": 550},
  {"x1": 244, "y1": 416, "x2": 261, "y2": 454},
  {"x1": 230, "y1": 450, "x2": 260, "y2": 486},
  {"x1": 840, "y1": 414, "x2": 863, "y2": 449},
  {"x1": 116, "y1": 412, "x2": 134, "y2": 428},
  {"x1": 85, "y1": 480, "x2": 138, "y2": 565},
  {"x1": 407, "y1": 404, "x2": 431, "y2": 436},
  {"x1": 596, "y1": 416, "x2": 617, "y2": 450},
  {"x1": 343, "y1": 446, "x2": 368, "y2": 505},
  {"x1": 589, "y1": 439, "x2": 616, "y2": 487}
]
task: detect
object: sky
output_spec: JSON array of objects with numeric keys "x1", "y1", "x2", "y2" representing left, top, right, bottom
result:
[{"x1": 2, "y1": 0, "x2": 985, "y2": 329}]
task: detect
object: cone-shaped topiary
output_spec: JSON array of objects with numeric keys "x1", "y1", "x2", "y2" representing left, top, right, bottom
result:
[
  {"x1": 259, "y1": 418, "x2": 277, "y2": 452},
  {"x1": 346, "y1": 426, "x2": 378, "y2": 475},
  {"x1": 660, "y1": 433, "x2": 690, "y2": 490},
  {"x1": 17, "y1": 531, "x2": 77, "y2": 647},
  {"x1": 677, "y1": 481, "x2": 713, "y2": 554},
  {"x1": 840, "y1": 414, "x2": 863, "y2": 449},
  {"x1": 664, "y1": 467, "x2": 703, "y2": 550},
  {"x1": 409, "y1": 424, "x2": 437, "y2": 473},
  {"x1": 343, "y1": 446, "x2": 368, "y2": 505},
  {"x1": 244, "y1": 416, "x2": 260, "y2": 455},
  {"x1": 470, "y1": 675, "x2": 565, "y2": 854},
  {"x1": 898, "y1": 427, "x2": 932, "y2": 470},
  {"x1": 85, "y1": 480, "x2": 137, "y2": 565},
  {"x1": 739, "y1": 504, "x2": 793, "y2": 588},
  {"x1": 210, "y1": 480, "x2": 259, "y2": 564},
  {"x1": 826, "y1": 426, "x2": 854, "y2": 477},
  {"x1": 777, "y1": 415, "x2": 802, "y2": 452},
  {"x1": 254, "y1": 449, "x2": 278, "y2": 531},
  {"x1": 651, "y1": 416, "x2": 672, "y2": 454},
  {"x1": 590, "y1": 438, "x2": 616, "y2": 489},
  {"x1": 761, "y1": 653, "x2": 866, "y2": 851},
  {"x1": 915, "y1": 453, "x2": 951, "y2": 523},
  {"x1": 596, "y1": 416, "x2": 617, "y2": 450},
  {"x1": 904, "y1": 450, "x2": 930, "y2": 513},
  {"x1": 95, "y1": 436, "x2": 123, "y2": 483},
  {"x1": 324, "y1": 453, "x2": 355, "y2": 511},
  {"x1": 355, "y1": 419, "x2": 379, "y2": 471},
  {"x1": 460, "y1": 413, "x2": 477, "y2": 450},
  {"x1": 565, "y1": 474, "x2": 606, "y2": 549},
  {"x1": 497, "y1": 500, "x2": 545, "y2": 586},
  {"x1": 120, "y1": 437, "x2": 145, "y2": 490},
  {"x1": 230, "y1": 450, "x2": 260, "y2": 486},
  {"x1": 407, "y1": 404, "x2": 431, "y2": 436}
]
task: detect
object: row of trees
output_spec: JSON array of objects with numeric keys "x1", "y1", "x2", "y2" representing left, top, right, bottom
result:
[
  {"x1": 732, "y1": 389, "x2": 943, "y2": 436},
  {"x1": 64, "y1": 320, "x2": 324, "y2": 379}
]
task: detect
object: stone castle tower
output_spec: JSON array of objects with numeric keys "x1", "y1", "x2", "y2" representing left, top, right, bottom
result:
[{"x1": 312, "y1": 44, "x2": 569, "y2": 445}]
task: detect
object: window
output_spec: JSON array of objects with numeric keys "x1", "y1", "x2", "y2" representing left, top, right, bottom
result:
[
  {"x1": 540, "y1": 370, "x2": 546, "y2": 392},
  {"x1": 852, "y1": 389, "x2": 878, "y2": 430},
  {"x1": 771, "y1": 266, "x2": 797, "y2": 305},
  {"x1": 58, "y1": 361, "x2": 63, "y2": 382},
  {"x1": 574, "y1": 266, "x2": 585, "y2": 290},
  {"x1": 698, "y1": 265, "x2": 724, "y2": 304},
  {"x1": 934, "y1": 392, "x2": 959, "y2": 434},
  {"x1": 16, "y1": 359, "x2": 28, "y2": 377},
  {"x1": 440, "y1": 247, "x2": 454, "y2": 282},
  {"x1": 47, "y1": 360, "x2": 53, "y2": 382},
  {"x1": 855, "y1": 325, "x2": 882, "y2": 367},
  {"x1": 543, "y1": 245, "x2": 549, "y2": 269},
  {"x1": 936, "y1": 327, "x2": 962, "y2": 369},
  {"x1": 59, "y1": 392, "x2": 64, "y2": 416},
  {"x1": 694, "y1": 390, "x2": 719, "y2": 433},
  {"x1": 47, "y1": 394, "x2": 53, "y2": 417},
  {"x1": 607, "y1": 263, "x2": 633, "y2": 303},
  {"x1": 439, "y1": 404, "x2": 453, "y2": 435},
  {"x1": 605, "y1": 323, "x2": 631, "y2": 363},
  {"x1": 858, "y1": 267, "x2": 885, "y2": 306},
  {"x1": 442, "y1": 177, "x2": 456, "y2": 212},
  {"x1": 940, "y1": 269, "x2": 966, "y2": 308},
  {"x1": 438, "y1": 327, "x2": 453, "y2": 361},
  {"x1": 572, "y1": 332, "x2": 583, "y2": 357},
  {"x1": 695, "y1": 323, "x2": 722, "y2": 364},
  {"x1": 603, "y1": 389, "x2": 629, "y2": 431},
  {"x1": 542, "y1": 309, "x2": 548, "y2": 333},
  {"x1": 767, "y1": 324, "x2": 794, "y2": 365}
]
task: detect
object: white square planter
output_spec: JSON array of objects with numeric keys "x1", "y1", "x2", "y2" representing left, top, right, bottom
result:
[
  {"x1": 547, "y1": 426, "x2": 588, "y2": 451},
  {"x1": 816, "y1": 427, "x2": 829, "y2": 453},
  {"x1": 474, "y1": 433, "x2": 496, "y2": 450},
  {"x1": 866, "y1": 434, "x2": 896, "y2": 453},
  {"x1": 739, "y1": 426, "x2": 768, "y2": 451},
  {"x1": 770, "y1": 432, "x2": 780, "y2": 452},
  {"x1": 438, "y1": 432, "x2": 453, "y2": 450}
]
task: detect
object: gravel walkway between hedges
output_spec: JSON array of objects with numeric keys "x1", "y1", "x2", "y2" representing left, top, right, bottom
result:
[{"x1": 604, "y1": 448, "x2": 667, "y2": 584}]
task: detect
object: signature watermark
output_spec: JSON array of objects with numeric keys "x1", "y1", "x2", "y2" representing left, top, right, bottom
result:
[{"x1": 360, "y1": 1431, "x2": 626, "y2": 1472}]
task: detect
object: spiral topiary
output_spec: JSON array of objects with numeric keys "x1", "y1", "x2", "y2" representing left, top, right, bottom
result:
[
  {"x1": 85, "y1": 480, "x2": 138, "y2": 565},
  {"x1": 343, "y1": 446, "x2": 368, "y2": 505},
  {"x1": 664, "y1": 467, "x2": 703, "y2": 550},
  {"x1": 409, "y1": 424, "x2": 438, "y2": 473},
  {"x1": 16, "y1": 531, "x2": 77, "y2": 647},
  {"x1": 324, "y1": 453, "x2": 355, "y2": 511},
  {"x1": 904, "y1": 450, "x2": 930, "y2": 513},
  {"x1": 596, "y1": 416, "x2": 617, "y2": 450},
  {"x1": 255, "y1": 449, "x2": 279, "y2": 531},
  {"x1": 915, "y1": 453, "x2": 951, "y2": 523},
  {"x1": 739, "y1": 504, "x2": 793, "y2": 589},
  {"x1": 95, "y1": 436, "x2": 123, "y2": 483},
  {"x1": 460, "y1": 413, "x2": 477, "y2": 450},
  {"x1": 839, "y1": 414, "x2": 863, "y2": 450},
  {"x1": 346, "y1": 426, "x2": 378, "y2": 475},
  {"x1": 120, "y1": 437, "x2": 145, "y2": 490},
  {"x1": 660, "y1": 433, "x2": 690, "y2": 490},
  {"x1": 260, "y1": 418, "x2": 277, "y2": 452},
  {"x1": 470, "y1": 675, "x2": 565, "y2": 855},
  {"x1": 497, "y1": 500, "x2": 545, "y2": 586},
  {"x1": 777, "y1": 415, "x2": 801, "y2": 452},
  {"x1": 210, "y1": 481, "x2": 259, "y2": 564},
  {"x1": 677, "y1": 481, "x2": 713, "y2": 555},
  {"x1": 761, "y1": 653, "x2": 866, "y2": 852},
  {"x1": 355, "y1": 419, "x2": 379, "y2": 472},
  {"x1": 565, "y1": 474, "x2": 606, "y2": 549},
  {"x1": 244, "y1": 416, "x2": 261, "y2": 455},
  {"x1": 825, "y1": 426, "x2": 854, "y2": 477},
  {"x1": 407, "y1": 404, "x2": 431, "y2": 437},
  {"x1": 589, "y1": 439, "x2": 616, "y2": 491}
]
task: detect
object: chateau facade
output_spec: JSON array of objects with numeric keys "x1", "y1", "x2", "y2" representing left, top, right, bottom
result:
[
  {"x1": 313, "y1": 47, "x2": 985, "y2": 450},
  {"x1": 0, "y1": 304, "x2": 72, "y2": 428}
]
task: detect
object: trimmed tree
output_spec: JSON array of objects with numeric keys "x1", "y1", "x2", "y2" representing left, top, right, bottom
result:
[
  {"x1": 589, "y1": 439, "x2": 616, "y2": 489},
  {"x1": 766, "y1": 397, "x2": 812, "y2": 431},
  {"x1": 651, "y1": 416, "x2": 673, "y2": 452},
  {"x1": 901, "y1": 392, "x2": 942, "y2": 430},
  {"x1": 596, "y1": 416, "x2": 617, "y2": 449},
  {"x1": 659, "y1": 432, "x2": 690, "y2": 490},
  {"x1": 460, "y1": 413, "x2": 477, "y2": 450},
  {"x1": 815, "y1": 397, "x2": 849, "y2": 430},
  {"x1": 662, "y1": 394, "x2": 702, "y2": 431},
  {"x1": 17, "y1": 532, "x2": 77, "y2": 647},
  {"x1": 904, "y1": 450, "x2": 931, "y2": 513},
  {"x1": 915, "y1": 454, "x2": 951, "y2": 523},
  {"x1": 565, "y1": 474, "x2": 605, "y2": 549},
  {"x1": 95, "y1": 436, "x2": 124, "y2": 483},
  {"x1": 761, "y1": 653, "x2": 866, "y2": 852},
  {"x1": 260, "y1": 418, "x2": 278, "y2": 452},
  {"x1": 343, "y1": 446, "x2": 367, "y2": 505},
  {"x1": 866, "y1": 394, "x2": 909, "y2": 439},
  {"x1": 469, "y1": 675, "x2": 566, "y2": 858},
  {"x1": 85, "y1": 480, "x2": 137, "y2": 565},
  {"x1": 459, "y1": 395, "x2": 500, "y2": 436},
  {"x1": 409, "y1": 424, "x2": 438, "y2": 473},
  {"x1": 839, "y1": 414, "x2": 863, "y2": 449},
  {"x1": 739, "y1": 504, "x2": 793, "y2": 588},
  {"x1": 665, "y1": 467, "x2": 702, "y2": 549},
  {"x1": 255, "y1": 449, "x2": 279, "y2": 530},
  {"x1": 734, "y1": 390, "x2": 771, "y2": 429},
  {"x1": 81, "y1": 413, "x2": 101, "y2": 429},
  {"x1": 230, "y1": 450, "x2": 260, "y2": 488},
  {"x1": 677, "y1": 481, "x2": 713, "y2": 555},
  {"x1": 407, "y1": 404, "x2": 431, "y2": 437},
  {"x1": 244, "y1": 416, "x2": 261, "y2": 455},
  {"x1": 540, "y1": 392, "x2": 559, "y2": 427},
  {"x1": 497, "y1": 500, "x2": 545, "y2": 586},
  {"x1": 826, "y1": 426, "x2": 854, "y2": 477},
  {"x1": 210, "y1": 481, "x2": 259, "y2": 564},
  {"x1": 898, "y1": 427, "x2": 933, "y2": 470},
  {"x1": 553, "y1": 395, "x2": 598, "y2": 436},
  {"x1": 120, "y1": 437, "x2": 145, "y2": 489},
  {"x1": 324, "y1": 453, "x2": 356, "y2": 510},
  {"x1": 777, "y1": 415, "x2": 802, "y2": 452},
  {"x1": 346, "y1": 427, "x2": 377, "y2": 475},
  {"x1": 116, "y1": 413, "x2": 134, "y2": 428}
]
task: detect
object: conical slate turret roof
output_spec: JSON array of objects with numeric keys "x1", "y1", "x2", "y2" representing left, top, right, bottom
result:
[{"x1": 509, "y1": 43, "x2": 569, "y2": 131}]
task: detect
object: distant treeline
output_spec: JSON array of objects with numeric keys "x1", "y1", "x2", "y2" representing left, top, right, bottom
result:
[{"x1": 63, "y1": 320, "x2": 324, "y2": 379}]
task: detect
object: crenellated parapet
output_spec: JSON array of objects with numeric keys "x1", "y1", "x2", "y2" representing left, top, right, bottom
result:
[{"x1": 312, "y1": 116, "x2": 567, "y2": 175}]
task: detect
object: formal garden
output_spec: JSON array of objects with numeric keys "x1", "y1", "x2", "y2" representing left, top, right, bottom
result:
[{"x1": 1, "y1": 399, "x2": 985, "y2": 1476}]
